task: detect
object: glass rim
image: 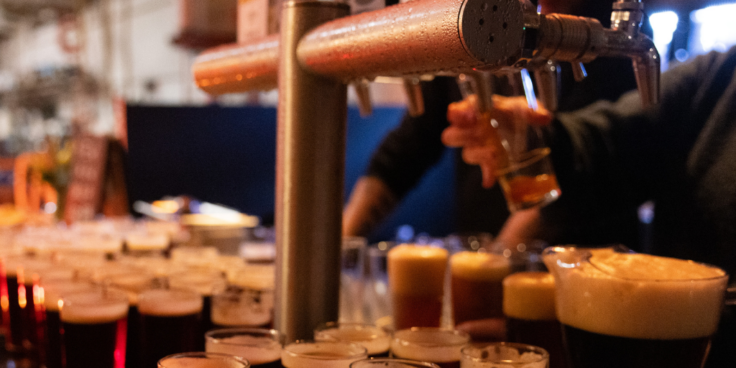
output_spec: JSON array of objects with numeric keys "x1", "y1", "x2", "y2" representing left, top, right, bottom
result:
[
  {"x1": 461, "y1": 342, "x2": 549, "y2": 364},
  {"x1": 205, "y1": 327, "x2": 285, "y2": 346},
  {"x1": 350, "y1": 358, "x2": 440, "y2": 368},
  {"x1": 61, "y1": 287, "x2": 129, "y2": 306},
  {"x1": 392, "y1": 328, "x2": 470, "y2": 347},
  {"x1": 282, "y1": 340, "x2": 368, "y2": 360},
  {"x1": 157, "y1": 352, "x2": 250, "y2": 367},
  {"x1": 493, "y1": 147, "x2": 552, "y2": 176},
  {"x1": 315, "y1": 321, "x2": 390, "y2": 337}
]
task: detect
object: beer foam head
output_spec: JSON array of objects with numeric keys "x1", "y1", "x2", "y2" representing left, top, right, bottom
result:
[
  {"x1": 125, "y1": 232, "x2": 169, "y2": 251},
  {"x1": 314, "y1": 323, "x2": 390, "y2": 355},
  {"x1": 388, "y1": 244, "x2": 448, "y2": 295},
  {"x1": 205, "y1": 330, "x2": 283, "y2": 365},
  {"x1": 229, "y1": 264, "x2": 275, "y2": 290},
  {"x1": 543, "y1": 246, "x2": 728, "y2": 340},
  {"x1": 282, "y1": 341, "x2": 368, "y2": 368},
  {"x1": 390, "y1": 328, "x2": 469, "y2": 363},
  {"x1": 502, "y1": 272, "x2": 556, "y2": 320},
  {"x1": 42, "y1": 280, "x2": 95, "y2": 311},
  {"x1": 169, "y1": 270, "x2": 227, "y2": 296},
  {"x1": 461, "y1": 343, "x2": 548, "y2": 368},
  {"x1": 158, "y1": 353, "x2": 249, "y2": 368},
  {"x1": 450, "y1": 251, "x2": 511, "y2": 281},
  {"x1": 138, "y1": 289, "x2": 203, "y2": 316},
  {"x1": 60, "y1": 290, "x2": 129, "y2": 324}
]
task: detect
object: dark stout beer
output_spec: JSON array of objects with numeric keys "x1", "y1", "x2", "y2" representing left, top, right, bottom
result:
[
  {"x1": 543, "y1": 248, "x2": 728, "y2": 368},
  {"x1": 503, "y1": 272, "x2": 565, "y2": 368},
  {"x1": 138, "y1": 289, "x2": 203, "y2": 368},
  {"x1": 390, "y1": 328, "x2": 469, "y2": 368},
  {"x1": 60, "y1": 289, "x2": 129, "y2": 368},
  {"x1": 281, "y1": 341, "x2": 367, "y2": 368},
  {"x1": 388, "y1": 245, "x2": 447, "y2": 330},
  {"x1": 40, "y1": 280, "x2": 94, "y2": 368},
  {"x1": 206, "y1": 328, "x2": 283, "y2": 368},
  {"x1": 314, "y1": 322, "x2": 390, "y2": 357},
  {"x1": 169, "y1": 269, "x2": 227, "y2": 350},
  {"x1": 450, "y1": 251, "x2": 510, "y2": 324}
]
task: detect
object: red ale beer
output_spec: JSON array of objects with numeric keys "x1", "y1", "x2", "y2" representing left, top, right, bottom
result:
[
  {"x1": 503, "y1": 272, "x2": 566, "y2": 368},
  {"x1": 450, "y1": 251, "x2": 510, "y2": 324},
  {"x1": 544, "y1": 247, "x2": 728, "y2": 368},
  {"x1": 388, "y1": 245, "x2": 447, "y2": 330}
]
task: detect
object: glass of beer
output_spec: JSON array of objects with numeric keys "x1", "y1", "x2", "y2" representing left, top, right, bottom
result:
[
  {"x1": 169, "y1": 268, "x2": 227, "y2": 349},
  {"x1": 543, "y1": 246, "x2": 729, "y2": 368},
  {"x1": 39, "y1": 279, "x2": 95, "y2": 368},
  {"x1": 450, "y1": 251, "x2": 511, "y2": 325},
  {"x1": 205, "y1": 328, "x2": 284, "y2": 368},
  {"x1": 213, "y1": 264, "x2": 275, "y2": 328},
  {"x1": 503, "y1": 272, "x2": 565, "y2": 368},
  {"x1": 314, "y1": 321, "x2": 391, "y2": 357},
  {"x1": 390, "y1": 328, "x2": 470, "y2": 368},
  {"x1": 109, "y1": 272, "x2": 158, "y2": 368},
  {"x1": 388, "y1": 244, "x2": 448, "y2": 330},
  {"x1": 60, "y1": 288, "x2": 129, "y2": 368},
  {"x1": 460, "y1": 342, "x2": 549, "y2": 368},
  {"x1": 138, "y1": 288, "x2": 204, "y2": 367},
  {"x1": 350, "y1": 358, "x2": 440, "y2": 368},
  {"x1": 282, "y1": 340, "x2": 368, "y2": 368},
  {"x1": 158, "y1": 352, "x2": 250, "y2": 368}
]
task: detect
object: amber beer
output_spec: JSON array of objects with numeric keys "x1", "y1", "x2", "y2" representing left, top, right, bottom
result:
[
  {"x1": 503, "y1": 272, "x2": 566, "y2": 368},
  {"x1": 388, "y1": 244, "x2": 448, "y2": 330},
  {"x1": 206, "y1": 328, "x2": 283, "y2": 368},
  {"x1": 390, "y1": 328, "x2": 470, "y2": 368},
  {"x1": 450, "y1": 251, "x2": 510, "y2": 324},
  {"x1": 497, "y1": 147, "x2": 560, "y2": 212},
  {"x1": 544, "y1": 249, "x2": 728, "y2": 368},
  {"x1": 60, "y1": 289, "x2": 129, "y2": 368},
  {"x1": 139, "y1": 289, "x2": 203, "y2": 367}
]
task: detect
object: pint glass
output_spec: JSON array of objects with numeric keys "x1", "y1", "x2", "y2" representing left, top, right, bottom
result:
[
  {"x1": 60, "y1": 288, "x2": 129, "y2": 368},
  {"x1": 281, "y1": 341, "x2": 368, "y2": 368},
  {"x1": 314, "y1": 322, "x2": 391, "y2": 357},
  {"x1": 39, "y1": 279, "x2": 95, "y2": 368},
  {"x1": 450, "y1": 251, "x2": 510, "y2": 324},
  {"x1": 390, "y1": 328, "x2": 470, "y2": 368},
  {"x1": 544, "y1": 246, "x2": 729, "y2": 368},
  {"x1": 169, "y1": 268, "x2": 227, "y2": 349},
  {"x1": 158, "y1": 352, "x2": 250, "y2": 368},
  {"x1": 503, "y1": 272, "x2": 565, "y2": 368},
  {"x1": 109, "y1": 272, "x2": 158, "y2": 368},
  {"x1": 388, "y1": 244, "x2": 448, "y2": 330},
  {"x1": 205, "y1": 328, "x2": 284, "y2": 368},
  {"x1": 139, "y1": 288, "x2": 203, "y2": 367}
]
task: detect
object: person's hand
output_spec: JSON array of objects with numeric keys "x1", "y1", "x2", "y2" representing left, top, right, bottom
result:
[{"x1": 442, "y1": 95, "x2": 552, "y2": 188}]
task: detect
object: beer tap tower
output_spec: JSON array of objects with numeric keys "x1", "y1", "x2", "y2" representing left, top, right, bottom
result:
[{"x1": 192, "y1": 0, "x2": 659, "y2": 342}]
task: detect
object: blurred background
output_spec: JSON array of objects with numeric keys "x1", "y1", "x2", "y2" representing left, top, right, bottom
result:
[{"x1": 0, "y1": 0, "x2": 734, "y2": 243}]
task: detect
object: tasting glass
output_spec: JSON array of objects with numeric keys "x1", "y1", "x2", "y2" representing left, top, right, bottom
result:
[
  {"x1": 460, "y1": 342, "x2": 549, "y2": 368},
  {"x1": 158, "y1": 352, "x2": 250, "y2": 368}
]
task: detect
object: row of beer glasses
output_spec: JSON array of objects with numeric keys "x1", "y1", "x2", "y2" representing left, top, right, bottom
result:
[
  {"x1": 0, "y1": 247, "x2": 275, "y2": 368},
  {"x1": 386, "y1": 241, "x2": 730, "y2": 368}
]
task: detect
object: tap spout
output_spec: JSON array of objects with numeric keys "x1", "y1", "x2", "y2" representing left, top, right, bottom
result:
[{"x1": 598, "y1": 31, "x2": 660, "y2": 106}]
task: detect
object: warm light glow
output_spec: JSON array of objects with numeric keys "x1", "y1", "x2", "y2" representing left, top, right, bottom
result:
[{"x1": 151, "y1": 200, "x2": 180, "y2": 214}]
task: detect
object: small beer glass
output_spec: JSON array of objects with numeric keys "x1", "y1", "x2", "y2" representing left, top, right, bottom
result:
[
  {"x1": 351, "y1": 358, "x2": 441, "y2": 368},
  {"x1": 460, "y1": 342, "x2": 549, "y2": 368},
  {"x1": 158, "y1": 352, "x2": 250, "y2": 368},
  {"x1": 60, "y1": 288, "x2": 129, "y2": 368},
  {"x1": 314, "y1": 321, "x2": 391, "y2": 357},
  {"x1": 206, "y1": 328, "x2": 284, "y2": 368},
  {"x1": 282, "y1": 340, "x2": 368, "y2": 368},
  {"x1": 390, "y1": 328, "x2": 470, "y2": 368}
]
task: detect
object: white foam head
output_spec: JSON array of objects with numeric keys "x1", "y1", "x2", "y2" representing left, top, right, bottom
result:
[
  {"x1": 282, "y1": 341, "x2": 367, "y2": 368},
  {"x1": 461, "y1": 343, "x2": 548, "y2": 368},
  {"x1": 450, "y1": 251, "x2": 511, "y2": 281},
  {"x1": 60, "y1": 289, "x2": 129, "y2": 324},
  {"x1": 314, "y1": 323, "x2": 390, "y2": 355},
  {"x1": 138, "y1": 289, "x2": 203, "y2": 317},
  {"x1": 205, "y1": 329, "x2": 283, "y2": 365},
  {"x1": 502, "y1": 272, "x2": 556, "y2": 321},
  {"x1": 543, "y1": 247, "x2": 728, "y2": 340},
  {"x1": 211, "y1": 289, "x2": 274, "y2": 327},
  {"x1": 388, "y1": 244, "x2": 448, "y2": 295},
  {"x1": 230, "y1": 265, "x2": 275, "y2": 290},
  {"x1": 158, "y1": 353, "x2": 249, "y2": 368},
  {"x1": 169, "y1": 270, "x2": 227, "y2": 296},
  {"x1": 42, "y1": 280, "x2": 95, "y2": 311},
  {"x1": 390, "y1": 328, "x2": 469, "y2": 363}
]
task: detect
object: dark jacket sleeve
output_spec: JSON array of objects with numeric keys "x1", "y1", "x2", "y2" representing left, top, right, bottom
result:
[
  {"x1": 365, "y1": 77, "x2": 460, "y2": 199},
  {"x1": 538, "y1": 49, "x2": 732, "y2": 248}
]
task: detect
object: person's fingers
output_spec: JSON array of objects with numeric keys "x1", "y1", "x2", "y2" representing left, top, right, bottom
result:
[
  {"x1": 461, "y1": 145, "x2": 497, "y2": 166},
  {"x1": 441, "y1": 125, "x2": 492, "y2": 147},
  {"x1": 480, "y1": 162, "x2": 497, "y2": 188},
  {"x1": 447, "y1": 97, "x2": 480, "y2": 128},
  {"x1": 524, "y1": 107, "x2": 553, "y2": 126}
]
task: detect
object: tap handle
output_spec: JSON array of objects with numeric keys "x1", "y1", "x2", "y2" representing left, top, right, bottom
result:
[
  {"x1": 571, "y1": 62, "x2": 587, "y2": 82},
  {"x1": 352, "y1": 81, "x2": 373, "y2": 117},
  {"x1": 402, "y1": 78, "x2": 425, "y2": 117},
  {"x1": 533, "y1": 60, "x2": 560, "y2": 112}
]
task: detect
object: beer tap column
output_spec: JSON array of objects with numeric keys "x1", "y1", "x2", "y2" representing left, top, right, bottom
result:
[{"x1": 275, "y1": 0, "x2": 350, "y2": 342}]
